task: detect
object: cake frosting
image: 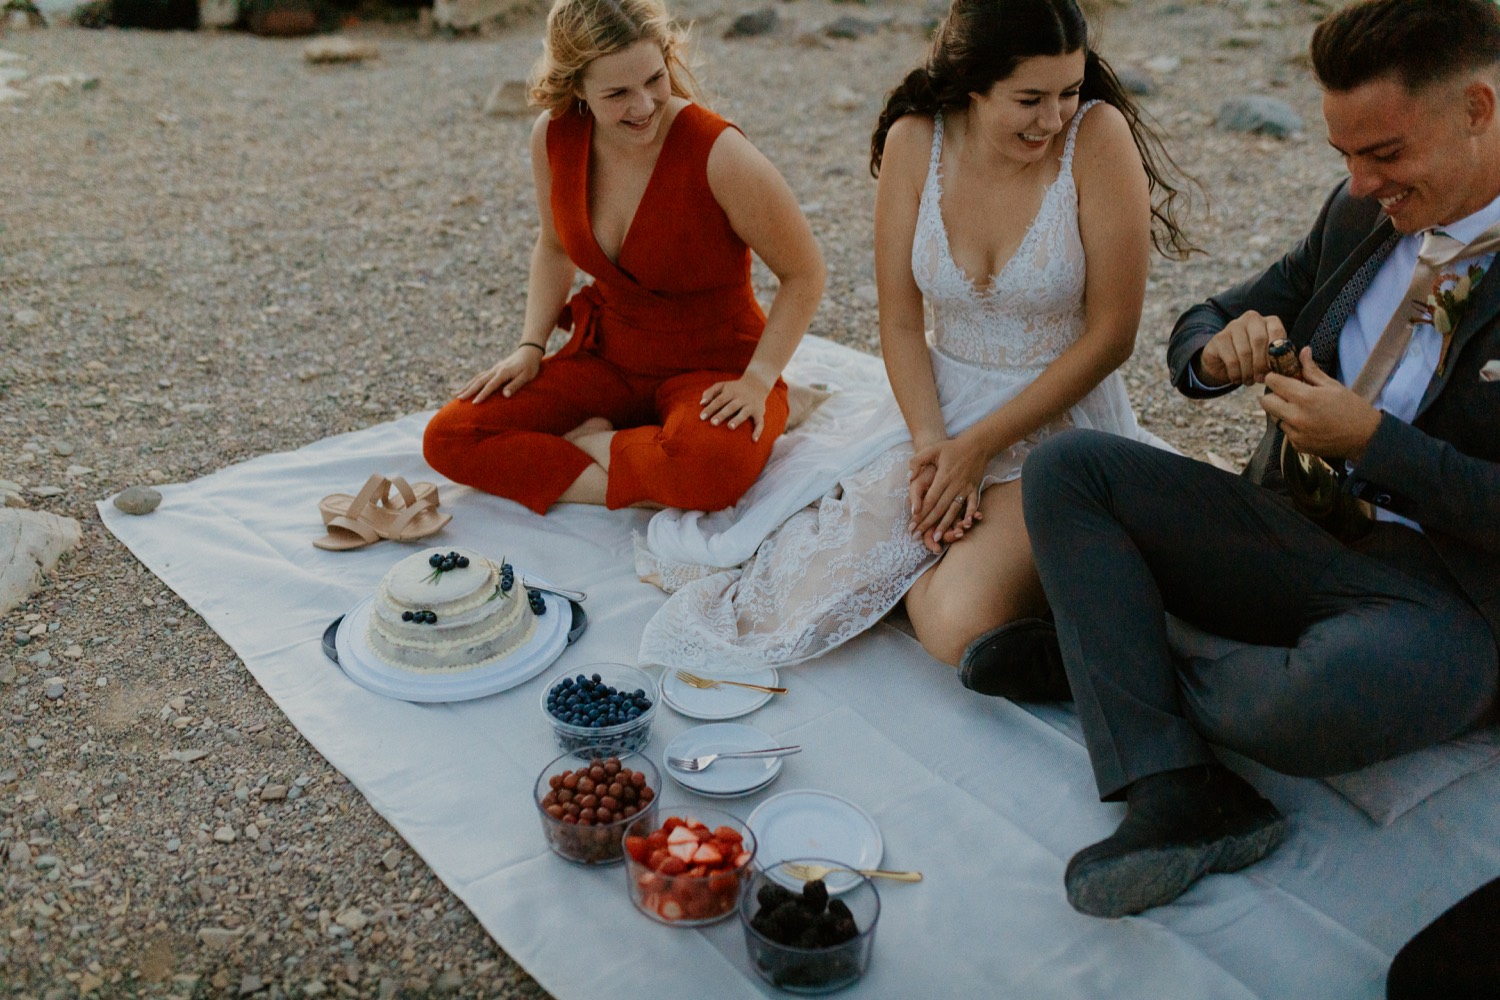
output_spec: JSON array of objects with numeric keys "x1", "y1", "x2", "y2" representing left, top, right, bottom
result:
[{"x1": 366, "y1": 547, "x2": 537, "y2": 673}]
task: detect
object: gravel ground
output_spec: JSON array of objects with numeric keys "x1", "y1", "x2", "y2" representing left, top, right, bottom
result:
[{"x1": 1, "y1": 1, "x2": 1347, "y2": 996}]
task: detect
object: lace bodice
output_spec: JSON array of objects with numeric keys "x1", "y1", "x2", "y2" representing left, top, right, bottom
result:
[{"x1": 912, "y1": 102, "x2": 1098, "y2": 370}]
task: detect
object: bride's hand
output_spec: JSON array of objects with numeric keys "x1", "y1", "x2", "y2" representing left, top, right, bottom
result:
[
  {"x1": 908, "y1": 438, "x2": 984, "y2": 551},
  {"x1": 700, "y1": 372, "x2": 773, "y2": 441},
  {"x1": 457, "y1": 346, "x2": 544, "y2": 404}
]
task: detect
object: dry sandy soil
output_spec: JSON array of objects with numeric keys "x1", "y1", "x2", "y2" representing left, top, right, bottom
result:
[{"x1": 1, "y1": 0, "x2": 1347, "y2": 995}]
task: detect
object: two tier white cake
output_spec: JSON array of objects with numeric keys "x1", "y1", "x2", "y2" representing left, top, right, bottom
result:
[{"x1": 365, "y1": 547, "x2": 537, "y2": 673}]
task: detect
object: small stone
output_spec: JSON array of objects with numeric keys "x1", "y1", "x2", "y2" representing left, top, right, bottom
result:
[
  {"x1": 112, "y1": 486, "x2": 162, "y2": 515},
  {"x1": 164, "y1": 749, "x2": 209, "y2": 763},
  {"x1": 28, "y1": 650, "x2": 51, "y2": 669},
  {"x1": 238, "y1": 973, "x2": 264, "y2": 995},
  {"x1": 303, "y1": 983, "x2": 327, "y2": 998},
  {"x1": 31, "y1": 73, "x2": 98, "y2": 91},
  {"x1": 481, "y1": 79, "x2": 530, "y2": 117},
  {"x1": 724, "y1": 7, "x2": 777, "y2": 38},
  {"x1": 381, "y1": 847, "x2": 401, "y2": 871},
  {"x1": 27, "y1": 735, "x2": 45, "y2": 750},
  {"x1": 213, "y1": 826, "x2": 236, "y2": 844},
  {"x1": 827, "y1": 85, "x2": 861, "y2": 111},
  {"x1": 286, "y1": 785, "x2": 302, "y2": 800},
  {"x1": 44, "y1": 678, "x2": 63, "y2": 700},
  {"x1": 0, "y1": 661, "x2": 15, "y2": 683},
  {"x1": 34, "y1": 853, "x2": 59, "y2": 870},
  {"x1": 259, "y1": 784, "x2": 288, "y2": 801},
  {"x1": 168, "y1": 696, "x2": 186, "y2": 712},
  {"x1": 824, "y1": 15, "x2": 879, "y2": 39},
  {"x1": 29, "y1": 485, "x2": 64, "y2": 498},
  {"x1": 62, "y1": 645, "x2": 82, "y2": 659},
  {"x1": 302, "y1": 37, "x2": 378, "y2": 64},
  {"x1": 12, "y1": 308, "x2": 40, "y2": 327},
  {"x1": 244, "y1": 823, "x2": 259, "y2": 841},
  {"x1": 434, "y1": 970, "x2": 462, "y2": 994},
  {"x1": 1216, "y1": 95, "x2": 1303, "y2": 139},
  {"x1": 197, "y1": 926, "x2": 244, "y2": 950},
  {"x1": 52, "y1": 442, "x2": 74, "y2": 457},
  {"x1": 853, "y1": 283, "x2": 879, "y2": 306},
  {"x1": 12, "y1": 631, "x2": 30, "y2": 647},
  {"x1": 166, "y1": 838, "x2": 181, "y2": 853},
  {"x1": 8, "y1": 841, "x2": 31, "y2": 866},
  {"x1": 65, "y1": 465, "x2": 92, "y2": 478},
  {"x1": 335, "y1": 908, "x2": 368, "y2": 932},
  {"x1": 1114, "y1": 65, "x2": 1156, "y2": 96}
]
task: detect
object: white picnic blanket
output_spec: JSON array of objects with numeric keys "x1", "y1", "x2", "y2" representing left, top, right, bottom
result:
[{"x1": 98, "y1": 336, "x2": 1500, "y2": 1000}]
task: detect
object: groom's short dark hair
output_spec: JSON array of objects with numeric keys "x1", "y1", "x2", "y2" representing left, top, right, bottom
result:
[{"x1": 1311, "y1": 0, "x2": 1500, "y2": 94}]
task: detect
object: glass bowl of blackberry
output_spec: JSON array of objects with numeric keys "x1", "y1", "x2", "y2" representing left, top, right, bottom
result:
[
  {"x1": 739, "y1": 859, "x2": 881, "y2": 994},
  {"x1": 541, "y1": 663, "x2": 659, "y2": 756},
  {"x1": 534, "y1": 747, "x2": 659, "y2": 866}
]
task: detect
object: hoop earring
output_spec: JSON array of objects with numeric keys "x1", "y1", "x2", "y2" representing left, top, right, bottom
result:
[{"x1": 576, "y1": 99, "x2": 589, "y2": 117}]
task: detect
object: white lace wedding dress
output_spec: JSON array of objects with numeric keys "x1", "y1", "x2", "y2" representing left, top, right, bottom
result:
[{"x1": 636, "y1": 102, "x2": 1163, "y2": 671}]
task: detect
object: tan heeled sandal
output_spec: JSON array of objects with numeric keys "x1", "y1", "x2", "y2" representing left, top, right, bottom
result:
[
  {"x1": 318, "y1": 474, "x2": 439, "y2": 527},
  {"x1": 313, "y1": 475, "x2": 451, "y2": 551}
]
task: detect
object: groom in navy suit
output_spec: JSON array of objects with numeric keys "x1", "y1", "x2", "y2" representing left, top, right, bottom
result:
[{"x1": 984, "y1": 0, "x2": 1500, "y2": 918}]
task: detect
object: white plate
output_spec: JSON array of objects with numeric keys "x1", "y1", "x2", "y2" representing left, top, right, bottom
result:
[
  {"x1": 747, "y1": 790, "x2": 883, "y2": 893},
  {"x1": 659, "y1": 667, "x2": 780, "y2": 720},
  {"x1": 334, "y1": 588, "x2": 568, "y2": 703},
  {"x1": 663, "y1": 723, "x2": 785, "y2": 797}
]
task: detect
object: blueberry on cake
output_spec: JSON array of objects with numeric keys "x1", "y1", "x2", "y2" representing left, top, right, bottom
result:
[{"x1": 366, "y1": 547, "x2": 538, "y2": 672}]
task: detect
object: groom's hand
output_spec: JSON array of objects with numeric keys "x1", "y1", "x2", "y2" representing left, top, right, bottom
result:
[
  {"x1": 1262, "y1": 348, "x2": 1382, "y2": 461},
  {"x1": 1195, "y1": 310, "x2": 1286, "y2": 387}
]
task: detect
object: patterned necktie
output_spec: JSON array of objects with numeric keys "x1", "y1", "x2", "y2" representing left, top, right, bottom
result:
[{"x1": 1307, "y1": 230, "x2": 1401, "y2": 373}]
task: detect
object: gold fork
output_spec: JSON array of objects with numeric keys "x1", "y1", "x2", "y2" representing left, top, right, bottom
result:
[
  {"x1": 674, "y1": 669, "x2": 787, "y2": 695},
  {"x1": 781, "y1": 862, "x2": 923, "y2": 883}
]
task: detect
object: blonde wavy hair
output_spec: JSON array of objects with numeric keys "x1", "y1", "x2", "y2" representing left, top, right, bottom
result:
[{"x1": 529, "y1": 0, "x2": 702, "y2": 115}]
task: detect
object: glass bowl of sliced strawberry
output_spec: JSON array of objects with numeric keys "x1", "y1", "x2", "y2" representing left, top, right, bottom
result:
[
  {"x1": 622, "y1": 810, "x2": 757, "y2": 926},
  {"x1": 535, "y1": 747, "x2": 660, "y2": 865}
]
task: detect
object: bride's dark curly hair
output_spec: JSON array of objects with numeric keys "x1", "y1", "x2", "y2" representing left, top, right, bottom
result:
[{"x1": 870, "y1": 0, "x2": 1197, "y2": 259}]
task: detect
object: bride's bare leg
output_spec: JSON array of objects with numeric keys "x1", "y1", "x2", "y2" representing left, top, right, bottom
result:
[
  {"x1": 903, "y1": 479, "x2": 1048, "y2": 665},
  {"x1": 556, "y1": 424, "x2": 665, "y2": 510}
]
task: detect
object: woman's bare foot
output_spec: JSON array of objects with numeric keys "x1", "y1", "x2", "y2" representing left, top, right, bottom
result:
[{"x1": 564, "y1": 416, "x2": 613, "y2": 443}]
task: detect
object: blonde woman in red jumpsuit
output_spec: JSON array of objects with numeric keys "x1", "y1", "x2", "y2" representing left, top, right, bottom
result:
[{"x1": 423, "y1": 0, "x2": 825, "y2": 514}]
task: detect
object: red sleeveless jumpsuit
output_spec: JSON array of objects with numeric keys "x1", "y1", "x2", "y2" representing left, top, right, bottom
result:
[{"x1": 422, "y1": 103, "x2": 790, "y2": 514}]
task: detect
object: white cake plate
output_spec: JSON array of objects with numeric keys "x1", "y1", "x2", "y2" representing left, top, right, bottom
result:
[{"x1": 334, "y1": 588, "x2": 569, "y2": 703}]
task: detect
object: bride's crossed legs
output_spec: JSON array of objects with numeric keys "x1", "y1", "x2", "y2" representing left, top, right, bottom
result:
[{"x1": 902, "y1": 478, "x2": 1048, "y2": 665}]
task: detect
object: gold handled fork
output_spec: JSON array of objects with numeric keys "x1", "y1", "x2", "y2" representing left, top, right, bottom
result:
[
  {"x1": 674, "y1": 669, "x2": 787, "y2": 695},
  {"x1": 780, "y1": 862, "x2": 923, "y2": 883}
]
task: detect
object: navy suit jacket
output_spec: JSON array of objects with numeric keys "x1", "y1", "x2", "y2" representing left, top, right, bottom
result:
[{"x1": 1167, "y1": 179, "x2": 1500, "y2": 649}]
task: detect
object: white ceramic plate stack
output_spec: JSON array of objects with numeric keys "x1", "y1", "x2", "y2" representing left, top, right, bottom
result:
[
  {"x1": 658, "y1": 667, "x2": 781, "y2": 720},
  {"x1": 747, "y1": 790, "x2": 884, "y2": 893},
  {"x1": 662, "y1": 723, "x2": 786, "y2": 798},
  {"x1": 334, "y1": 586, "x2": 569, "y2": 703}
]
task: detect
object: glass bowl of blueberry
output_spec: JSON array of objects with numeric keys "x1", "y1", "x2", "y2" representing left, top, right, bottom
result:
[
  {"x1": 540, "y1": 663, "x2": 659, "y2": 756},
  {"x1": 740, "y1": 859, "x2": 881, "y2": 994}
]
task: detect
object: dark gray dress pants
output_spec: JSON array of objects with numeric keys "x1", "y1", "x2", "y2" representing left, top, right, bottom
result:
[{"x1": 1021, "y1": 430, "x2": 1498, "y2": 801}]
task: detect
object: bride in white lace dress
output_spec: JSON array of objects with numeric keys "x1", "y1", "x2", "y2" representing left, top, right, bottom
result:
[{"x1": 637, "y1": 0, "x2": 1195, "y2": 677}]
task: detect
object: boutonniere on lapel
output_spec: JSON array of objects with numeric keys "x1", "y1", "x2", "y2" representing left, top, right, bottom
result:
[
  {"x1": 1412, "y1": 264, "x2": 1487, "y2": 375},
  {"x1": 1481, "y1": 359, "x2": 1500, "y2": 382}
]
